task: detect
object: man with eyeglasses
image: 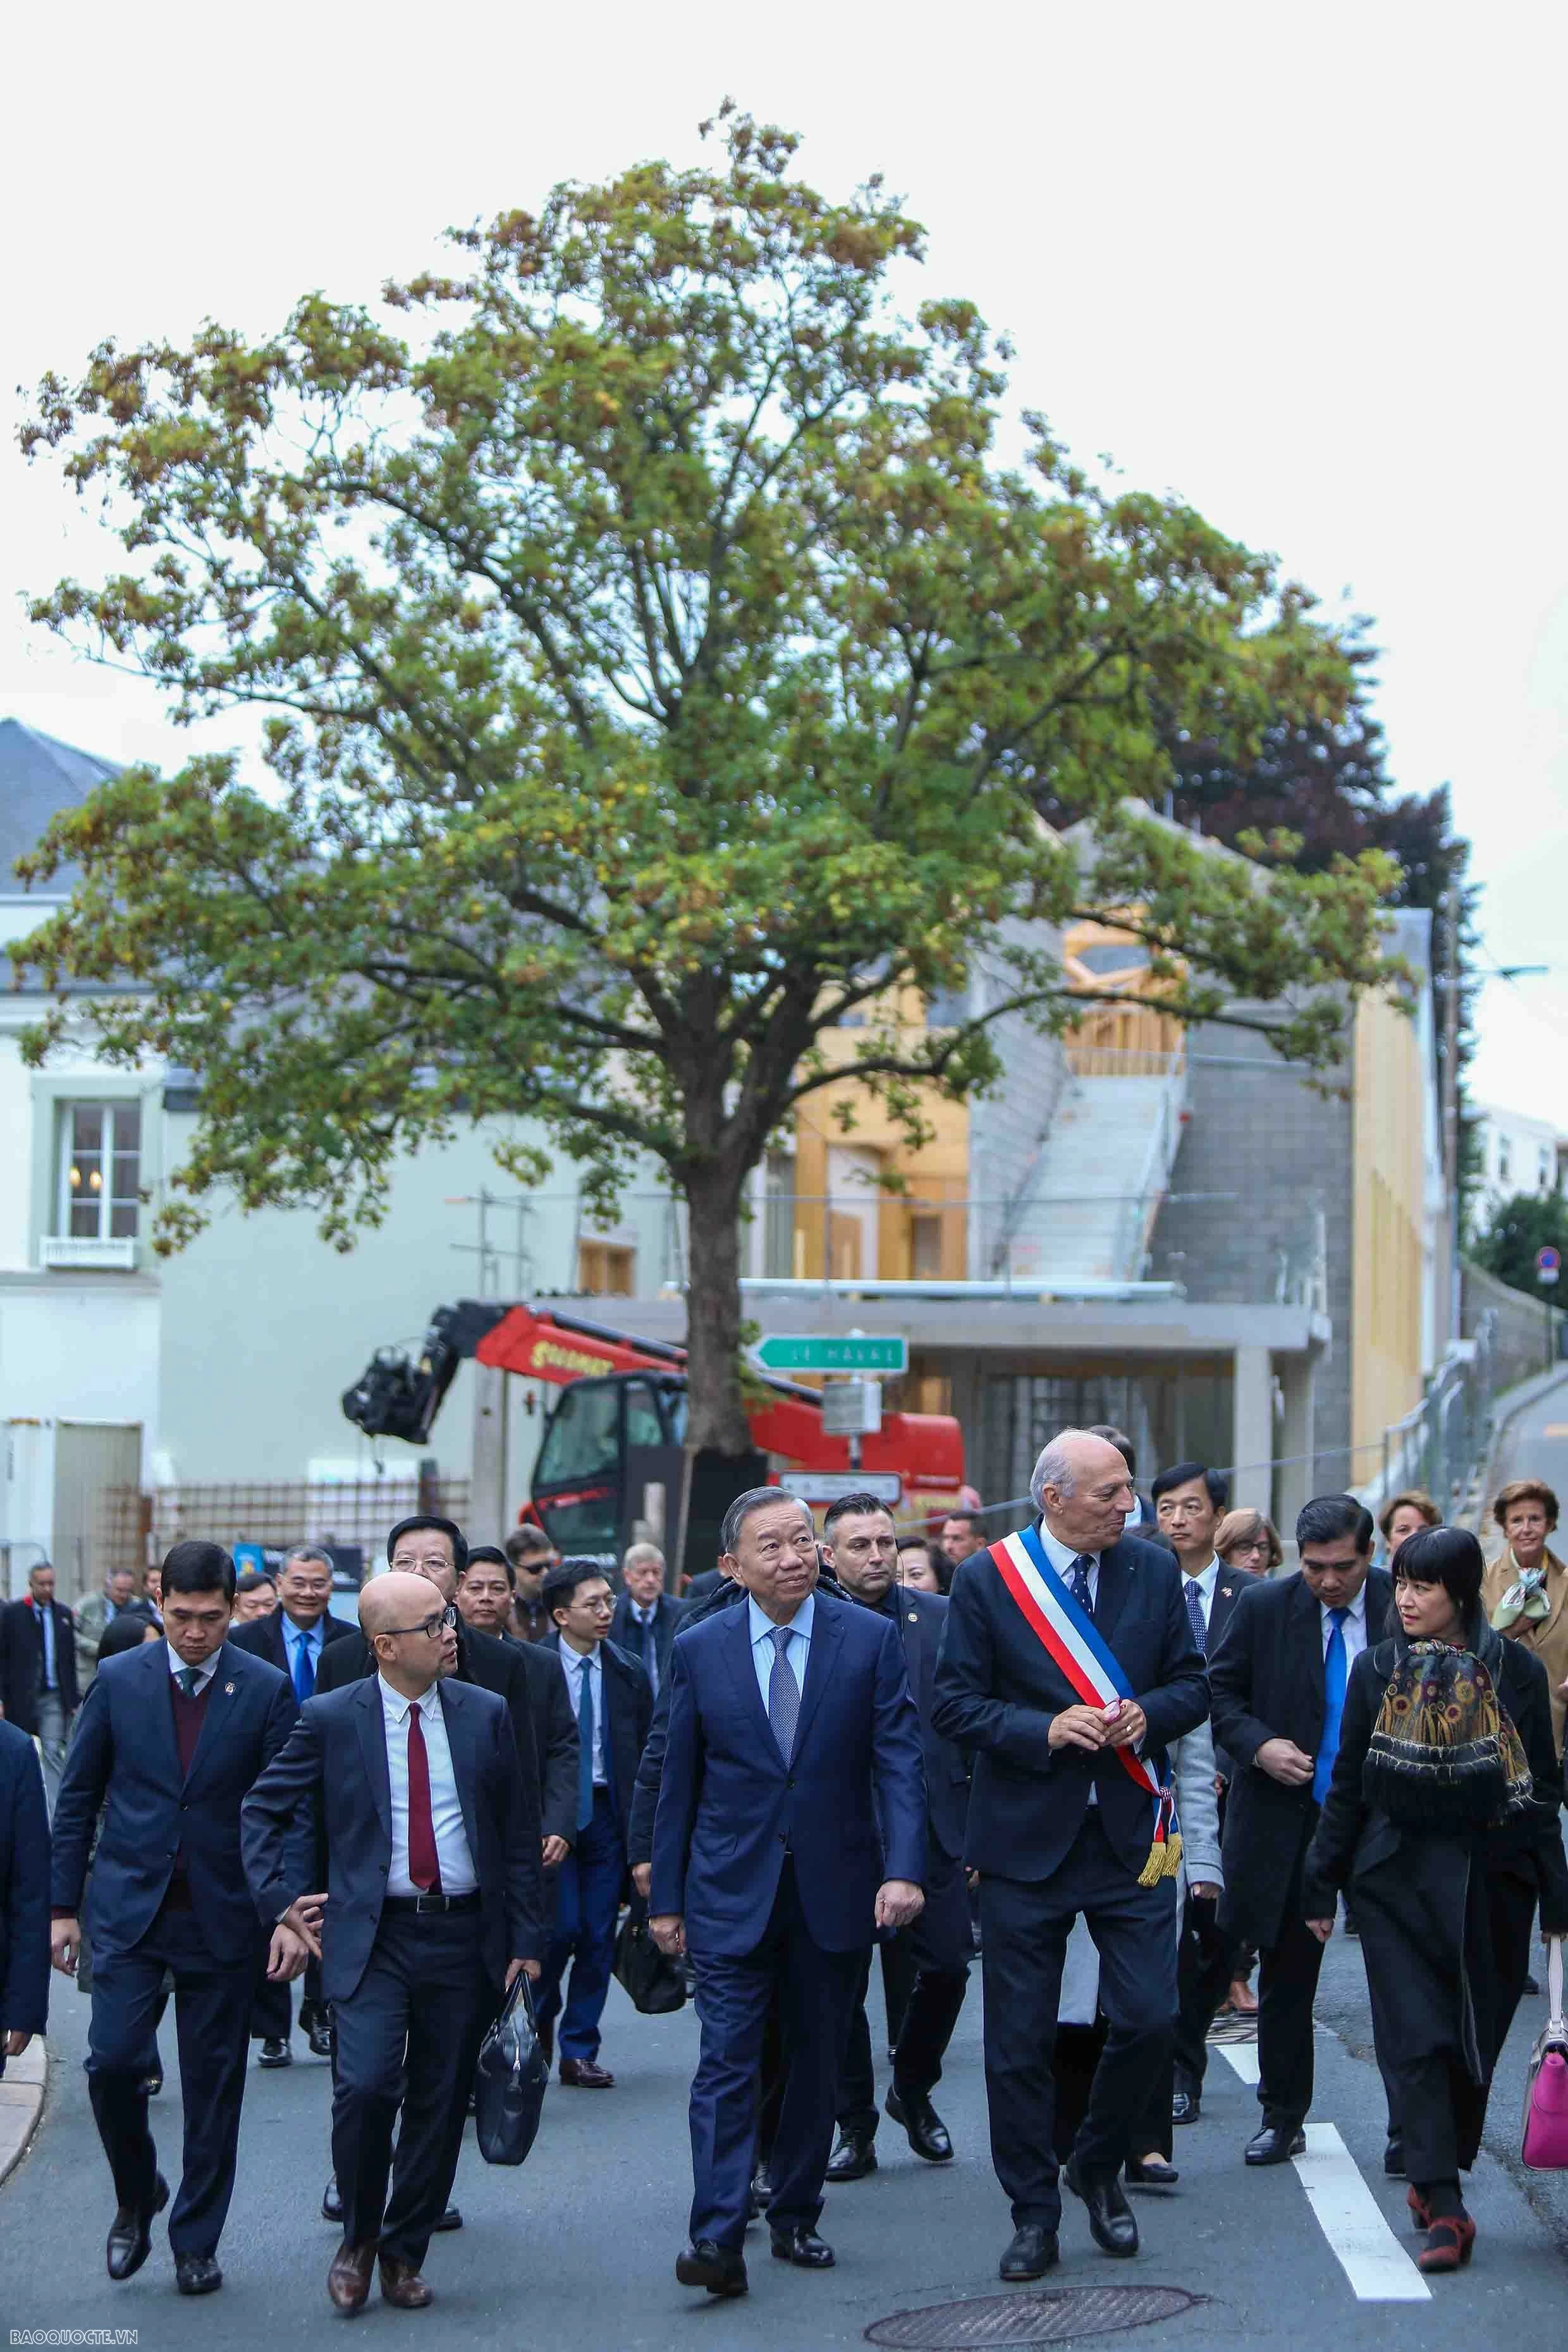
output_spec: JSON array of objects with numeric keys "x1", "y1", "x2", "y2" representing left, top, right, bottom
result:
[
  {"x1": 538, "y1": 1559, "x2": 653, "y2": 2086},
  {"x1": 243, "y1": 1570, "x2": 543, "y2": 2314}
]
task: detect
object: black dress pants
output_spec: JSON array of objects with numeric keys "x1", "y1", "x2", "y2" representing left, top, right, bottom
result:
[
  {"x1": 332, "y1": 1909, "x2": 494, "y2": 2270},
  {"x1": 838, "y1": 1842, "x2": 971, "y2": 2137},
  {"x1": 1256, "y1": 1832, "x2": 1327, "y2": 2131},
  {"x1": 980, "y1": 1815, "x2": 1177, "y2": 2231},
  {"x1": 87, "y1": 1905, "x2": 257, "y2": 2258}
]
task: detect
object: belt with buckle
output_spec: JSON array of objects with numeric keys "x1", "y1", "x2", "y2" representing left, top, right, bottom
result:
[{"x1": 383, "y1": 1890, "x2": 481, "y2": 1914}]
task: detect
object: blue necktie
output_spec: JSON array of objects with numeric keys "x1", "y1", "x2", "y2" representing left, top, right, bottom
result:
[
  {"x1": 292, "y1": 1629, "x2": 315, "y2": 1703},
  {"x1": 1314, "y1": 1608, "x2": 1349, "y2": 1805},
  {"x1": 176, "y1": 1667, "x2": 200, "y2": 1700},
  {"x1": 1185, "y1": 1577, "x2": 1208, "y2": 1655},
  {"x1": 639, "y1": 1611, "x2": 659, "y2": 1698},
  {"x1": 576, "y1": 1658, "x2": 596, "y2": 1832},
  {"x1": 768, "y1": 1626, "x2": 801, "y2": 1764},
  {"x1": 1069, "y1": 1555, "x2": 1095, "y2": 1620}
]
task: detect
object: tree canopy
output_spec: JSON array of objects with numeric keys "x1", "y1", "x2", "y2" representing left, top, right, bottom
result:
[
  {"x1": 16, "y1": 104, "x2": 1401, "y2": 1452},
  {"x1": 1471, "y1": 1190, "x2": 1568, "y2": 1304}
]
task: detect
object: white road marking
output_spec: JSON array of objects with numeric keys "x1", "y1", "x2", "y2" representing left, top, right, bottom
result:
[{"x1": 1216, "y1": 2045, "x2": 1430, "y2": 2300}]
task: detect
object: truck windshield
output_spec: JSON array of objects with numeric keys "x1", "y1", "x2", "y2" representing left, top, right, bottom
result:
[{"x1": 535, "y1": 1381, "x2": 620, "y2": 1486}]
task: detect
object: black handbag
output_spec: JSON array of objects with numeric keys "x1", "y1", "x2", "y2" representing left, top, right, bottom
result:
[
  {"x1": 613, "y1": 1907, "x2": 687, "y2": 2015},
  {"x1": 474, "y1": 1970, "x2": 549, "y2": 2165}
]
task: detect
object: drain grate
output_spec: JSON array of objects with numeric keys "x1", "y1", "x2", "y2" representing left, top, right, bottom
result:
[{"x1": 865, "y1": 2286, "x2": 1202, "y2": 2347}]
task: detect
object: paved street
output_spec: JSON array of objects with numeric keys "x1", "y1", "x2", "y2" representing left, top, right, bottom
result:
[{"x1": 6, "y1": 1923, "x2": 1568, "y2": 2351}]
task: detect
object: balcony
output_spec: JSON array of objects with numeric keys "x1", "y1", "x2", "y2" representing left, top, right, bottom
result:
[{"x1": 40, "y1": 1235, "x2": 138, "y2": 1271}]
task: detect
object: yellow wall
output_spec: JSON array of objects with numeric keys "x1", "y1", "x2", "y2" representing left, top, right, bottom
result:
[
  {"x1": 1351, "y1": 991, "x2": 1427, "y2": 1463},
  {"x1": 792, "y1": 1016, "x2": 971, "y2": 1283}
]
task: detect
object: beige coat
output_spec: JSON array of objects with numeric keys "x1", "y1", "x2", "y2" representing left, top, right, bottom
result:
[{"x1": 1483, "y1": 1544, "x2": 1568, "y2": 1756}]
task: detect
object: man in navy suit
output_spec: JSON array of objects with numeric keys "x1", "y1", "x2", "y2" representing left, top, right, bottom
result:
[
  {"x1": 822, "y1": 1493, "x2": 972, "y2": 2179},
  {"x1": 609, "y1": 1541, "x2": 686, "y2": 1700},
  {"x1": 230, "y1": 1542, "x2": 358, "y2": 2065},
  {"x1": 243, "y1": 1571, "x2": 542, "y2": 2314},
  {"x1": 0, "y1": 1560, "x2": 81, "y2": 1815},
  {"x1": 0, "y1": 1718, "x2": 49, "y2": 2074},
  {"x1": 50, "y1": 1542, "x2": 302, "y2": 2298},
  {"x1": 933, "y1": 1430, "x2": 1209, "y2": 2280},
  {"x1": 651, "y1": 1488, "x2": 926, "y2": 2297},
  {"x1": 539, "y1": 1558, "x2": 652, "y2": 2085}
]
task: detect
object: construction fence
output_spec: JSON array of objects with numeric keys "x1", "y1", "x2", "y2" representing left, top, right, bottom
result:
[{"x1": 101, "y1": 1477, "x2": 472, "y2": 1586}]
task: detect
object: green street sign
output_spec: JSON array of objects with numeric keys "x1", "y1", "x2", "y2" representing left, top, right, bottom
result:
[{"x1": 754, "y1": 1334, "x2": 909, "y2": 1375}]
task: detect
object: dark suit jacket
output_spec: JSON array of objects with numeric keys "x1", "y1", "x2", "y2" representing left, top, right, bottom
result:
[
  {"x1": 1, "y1": 1595, "x2": 80, "y2": 1731},
  {"x1": 0, "y1": 1720, "x2": 49, "y2": 2037},
  {"x1": 681, "y1": 1569, "x2": 727, "y2": 1604},
  {"x1": 242, "y1": 1676, "x2": 543, "y2": 2000},
  {"x1": 51, "y1": 1639, "x2": 297, "y2": 1966},
  {"x1": 229, "y1": 1607, "x2": 360, "y2": 1681},
  {"x1": 507, "y1": 1634, "x2": 580, "y2": 1849},
  {"x1": 1208, "y1": 1566, "x2": 1392, "y2": 1949},
  {"x1": 650, "y1": 1588, "x2": 926, "y2": 1956},
  {"x1": 874, "y1": 1587, "x2": 970, "y2": 1861},
  {"x1": 609, "y1": 1591, "x2": 687, "y2": 1688},
  {"x1": 542, "y1": 1633, "x2": 652, "y2": 1837},
  {"x1": 1201, "y1": 1565, "x2": 1253, "y2": 1785},
  {"x1": 931, "y1": 1526, "x2": 1210, "y2": 1883},
  {"x1": 315, "y1": 1618, "x2": 544, "y2": 1870}
]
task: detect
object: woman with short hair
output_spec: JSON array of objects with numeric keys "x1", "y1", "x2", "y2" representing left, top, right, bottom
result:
[
  {"x1": 1377, "y1": 1489, "x2": 1442, "y2": 1568},
  {"x1": 1306, "y1": 1525, "x2": 1568, "y2": 2274},
  {"x1": 1483, "y1": 1478, "x2": 1568, "y2": 1756},
  {"x1": 1213, "y1": 1509, "x2": 1282, "y2": 1577}
]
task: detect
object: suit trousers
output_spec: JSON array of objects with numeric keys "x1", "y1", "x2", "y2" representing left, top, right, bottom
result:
[
  {"x1": 980, "y1": 1813, "x2": 1177, "y2": 2229},
  {"x1": 688, "y1": 1859, "x2": 863, "y2": 2250},
  {"x1": 332, "y1": 1909, "x2": 493, "y2": 2270},
  {"x1": 838, "y1": 1842, "x2": 972, "y2": 2136},
  {"x1": 535, "y1": 1787, "x2": 624, "y2": 2062},
  {"x1": 87, "y1": 1906, "x2": 257, "y2": 2257},
  {"x1": 35, "y1": 1689, "x2": 68, "y2": 1817},
  {"x1": 1256, "y1": 1823, "x2": 1327, "y2": 2129}
]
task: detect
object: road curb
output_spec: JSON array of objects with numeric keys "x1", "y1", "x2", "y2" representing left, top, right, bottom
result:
[
  {"x1": 1481, "y1": 1363, "x2": 1568, "y2": 1515},
  {"x1": 0, "y1": 2037, "x2": 46, "y2": 2188}
]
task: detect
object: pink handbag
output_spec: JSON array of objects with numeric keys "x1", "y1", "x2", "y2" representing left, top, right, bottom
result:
[{"x1": 1521, "y1": 1937, "x2": 1568, "y2": 2169}]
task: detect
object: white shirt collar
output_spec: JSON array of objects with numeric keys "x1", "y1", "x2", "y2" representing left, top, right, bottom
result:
[
  {"x1": 747, "y1": 1589, "x2": 815, "y2": 1646},
  {"x1": 1321, "y1": 1584, "x2": 1368, "y2": 1624},
  {"x1": 377, "y1": 1674, "x2": 442, "y2": 1724},
  {"x1": 1036, "y1": 1521, "x2": 1098, "y2": 1577},
  {"x1": 166, "y1": 1645, "x2": 220, "y2": 1693},
  {"x1": 561, "y1": 1639, "x2": 601, "y2": 1671},
  {"x1": 1186, "y1": 1557, "x2": 1220, "y2": 1595}
]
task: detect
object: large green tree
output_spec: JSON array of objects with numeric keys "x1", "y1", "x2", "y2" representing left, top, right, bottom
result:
[
  {"x1": 1472, "y1": 1191, "x2": 1568, "y2": 1304},
  {"x1": 16, "y1": 107, "x2": 1399, "y2": 1454}
]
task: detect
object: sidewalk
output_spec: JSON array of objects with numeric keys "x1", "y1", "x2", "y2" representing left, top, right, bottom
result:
[{"x1": 0, "y1": 2036, "x2": 47, "y2": 2186}]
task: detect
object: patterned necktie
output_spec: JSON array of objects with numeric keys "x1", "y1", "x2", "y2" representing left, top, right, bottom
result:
[
  {"x1": 1314, "y1": 1608, "x2": 1350, "y2": 1806},
  {"x1": 1069, "y1": 1555, "x2": 1096, "y2": 1620},
  {"x1": 576, "y1": 1657, "x2": 596, "y2": 1832},
  {"x1": 1184, "y1": 1577, "x2": 1208, "y2": 1655},
  {"x1": 292, "y1": 1627, "x2": 315, "y2": 1703},
  {"x1": 176, "y1": 1666, "x2": 200, "y2": 1699},
  {"x1": 768, "y1": 1624, "x2": 801, "y2": 1763},
  {"x1": 406, "y1": 1703, "x2": 441, "y2": 1891}
]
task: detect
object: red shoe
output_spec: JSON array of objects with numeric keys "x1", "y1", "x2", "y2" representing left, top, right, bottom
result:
[
  {"x1": 1406, "y1": 2185, "x2": 1431, "y2": 2231},
  {"x1": 1417, "y1": 2215, "x2": 1475, "y2": 2274}
]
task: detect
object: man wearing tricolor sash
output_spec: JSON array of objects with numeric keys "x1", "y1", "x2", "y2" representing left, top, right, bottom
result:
[{"x1": 932, "y1": 1430, "x2": 1209, "y2": 2281}]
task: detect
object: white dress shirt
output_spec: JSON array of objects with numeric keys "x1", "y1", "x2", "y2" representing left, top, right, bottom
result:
[
  {"x1": 557, "y1": 1641, "x2": 607, "y2": 1785},
  {"x1": 748, "y1": 1589, "x2": 814, "y2": 1716},
  {"x1": 1184, "y1": 1557, "x2": 1220, "y2": 1635},
  {"x1": 165, "y1": 1643, "x2": 220, "y2": 1696},
  {"x1": 1320, "y1": 1581, "x2": 1369, "y2": 1667},
  {"x1": 378, "y1": 1677, "x2": 477, "y2": 1896}
]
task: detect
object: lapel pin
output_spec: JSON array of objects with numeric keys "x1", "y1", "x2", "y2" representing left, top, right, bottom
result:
[
  {"x1": 908, "y1": 1610, "x2": 919, "y2": 1622},
  {"x1": 224, "y1": 1681, "x2": 235, "y2": 1694}
]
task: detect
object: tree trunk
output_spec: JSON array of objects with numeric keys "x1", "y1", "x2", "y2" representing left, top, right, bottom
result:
[{"x1": 682, "y1": 1163, "x2": 755, "y2": 1457}]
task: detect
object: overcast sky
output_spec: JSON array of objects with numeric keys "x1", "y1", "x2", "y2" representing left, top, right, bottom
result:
[{"x1": 4, "y1": 3, "x2": 1565, "y2": 1122}]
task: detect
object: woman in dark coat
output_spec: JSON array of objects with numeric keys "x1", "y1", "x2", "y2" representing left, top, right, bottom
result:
[{"x1": 1305, "y1": 1525, "x2": 1568, "y2": 2274}]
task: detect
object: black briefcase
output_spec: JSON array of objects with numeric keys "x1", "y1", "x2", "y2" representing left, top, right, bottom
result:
[
  {"x1": 614, "y1": 1908, "x2": 687, "y2": 2015},
  {"x1": 474, "y1": 1971, "x2": 549, "y2": 2165}
]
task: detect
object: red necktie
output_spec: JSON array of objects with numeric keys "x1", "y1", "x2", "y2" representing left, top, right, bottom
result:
[{"x1": 407, "y1": 1704, "x2": 441, "y2": 1892}]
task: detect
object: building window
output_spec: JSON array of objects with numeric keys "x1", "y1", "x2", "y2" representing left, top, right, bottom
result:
[
  {"x1": 59, "y1": 1102, "x2": 142, "y2": 1240},
  {"x1": 577, "y1": 1239, "x2": 635, "y2": 1295}
]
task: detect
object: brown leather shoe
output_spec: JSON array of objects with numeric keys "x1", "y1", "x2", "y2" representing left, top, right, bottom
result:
[
  {"x1": 379, "y1": 2254, "x2": 434, "y2": 2309},
  {"x1": 328, "y1": 2239, "x2": 376, "y2": 2313},
  {"x1": 558, "y1": 2057, "x2": 615, "y2": 2088}
]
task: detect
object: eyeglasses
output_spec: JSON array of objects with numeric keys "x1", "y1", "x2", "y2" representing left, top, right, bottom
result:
[
  {"x1": 392, "y1": 1555, "x2": 456, "y2": 1576},
  {"x1": 381, "y1": 1604, "x2": 458, "y2": 1639}
]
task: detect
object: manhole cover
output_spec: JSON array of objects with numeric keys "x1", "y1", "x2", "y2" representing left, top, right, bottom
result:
[{"x1": 866, "y1": 2286, "x2": 1201, "y2": 2348}]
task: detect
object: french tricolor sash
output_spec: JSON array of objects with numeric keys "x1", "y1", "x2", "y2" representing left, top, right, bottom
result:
[{"x1": 988, "y1": 1524, "x2": 1182, "y2": 1887}]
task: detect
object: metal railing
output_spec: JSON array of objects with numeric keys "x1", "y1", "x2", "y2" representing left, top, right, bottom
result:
[{"x1": 1366, "y1": 1314, "x2": 1498, "y2": 1518}]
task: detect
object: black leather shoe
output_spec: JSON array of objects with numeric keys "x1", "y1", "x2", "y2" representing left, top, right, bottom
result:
[
  {"x1": 1000, "y1": 2223, "x2": 1059, "y2": 2280},
  {"x1": 1065, "y1": 2160, "x2": 1139, "y2": 2257},
  {"x1": 1384, "y1": 2138, "x2": 1406, "y2": 2178},
  {"x1": 825, "y1": 2128, "x2": 877, "y2": 2181},
  {"x1": 886, "y1": 2086, "x2": 953, "y2": 2162},
  {"x1": 676, "y1": 2239, "x2": 749, "y2": 2296},
  {"x1": 1125, "y1": 2156, "x2": 1179, "y2": 2187},
  {"x1": 770, "y1": 2225, "x2": 834, "y2": 2269},
  {"x1": 107, "y1": 2172, "x2": 169, "y2": 2281},
  {"x1": 138, "y1": 2073, "x2": 163, "y2": 2098},
  {"x1": 258, "y1": 2037, "x2": 292, "y2": 2068},
  {"x1": 1245, "y1": 2125, "x2": 1306, "y2": 2165},
  {"x1": 175, "y1": 2254, "x2": 223, "y2": 2296},
  {"x1": 749, "y1": 2162, "x2": 772, "y2": 2220},
  {"x1": 321, "y1": 2174, "x2": 343, "y2": 2223},
  {"x1": 1171, "y1": 2089, "x2": 1201, "y2": 2126},
  {"x1": 307, "y1": 2019, "x2": 333, "y2": 2059},
  {"x1": 432, "y1": 2204, "x2": 463, "y2": 2231}
]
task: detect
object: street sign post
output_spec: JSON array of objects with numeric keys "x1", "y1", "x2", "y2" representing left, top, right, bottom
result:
[
  {"x1": 754, "y1": 1333, "x2": 909, "y2": 1376},
  {"x1": 1536, "y1": 1246, "x2": 1561, "y2": 1285},
  {"x1": 777, "y1": 1470, "x2": 902, "y2": 1507},
  {"x1": 820, "y1": 1379, "x2": 883, "y2": 1438}
]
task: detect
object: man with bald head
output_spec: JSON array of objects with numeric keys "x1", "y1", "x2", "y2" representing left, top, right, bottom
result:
[
  {"x1": 243, "y1": 1571, "x2": 543, "y2": 2315},
  {"x1": 933, "y1": 1430, "x2": 1208, "y2": 2280}
]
